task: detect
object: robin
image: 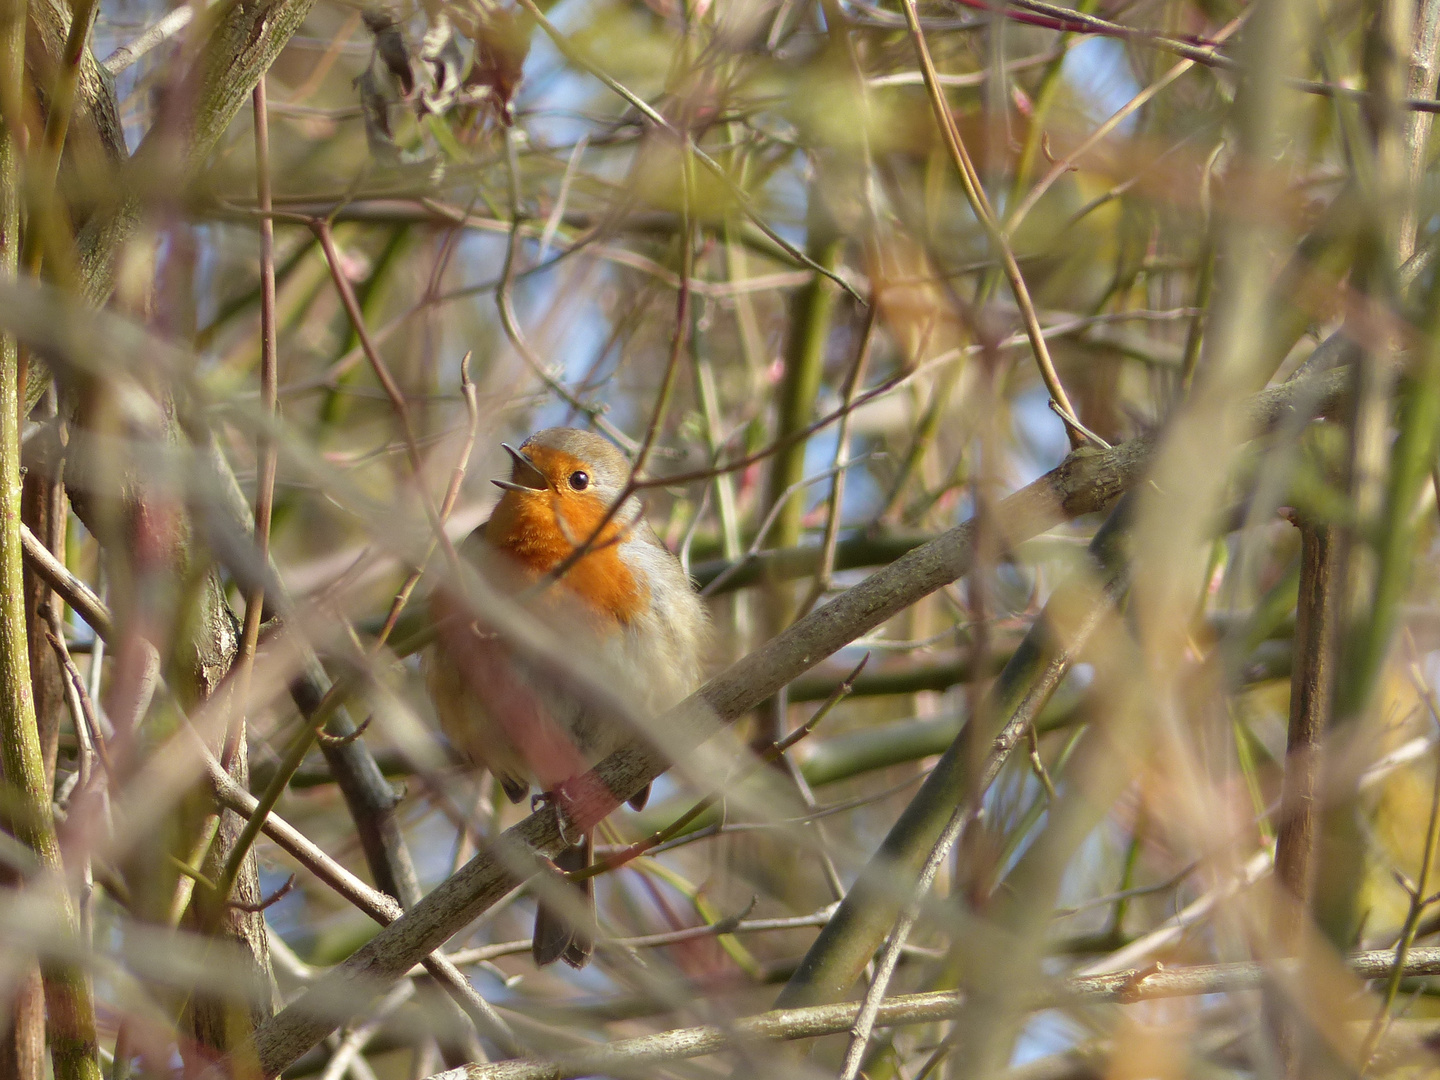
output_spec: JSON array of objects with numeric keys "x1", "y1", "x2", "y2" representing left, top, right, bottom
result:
[{"x1": 426, "y1": 427, "x2": 708, "y2": 967}]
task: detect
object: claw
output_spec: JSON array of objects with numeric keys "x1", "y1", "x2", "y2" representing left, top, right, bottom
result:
[
  {"x1": 555, "y1": 808, "x2": 582, "y2": 847},
  {"x1": 532, "y1": 790, "x2": 584, "y2": 847}
]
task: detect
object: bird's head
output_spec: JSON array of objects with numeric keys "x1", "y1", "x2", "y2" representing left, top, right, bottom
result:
[{"x1": 489, "y1": 428, "x2": 641, "y2": 554}]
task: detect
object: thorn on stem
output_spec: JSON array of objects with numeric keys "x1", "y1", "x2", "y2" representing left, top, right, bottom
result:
[
  {"x1": 229, "y1": 873, "x2": 296, "y2": 913},
  {"x1": 1116, "y1": 961, "x2": 1164, "y2": 1003},
  {"x1": 1048, "y1": 400, "x2": 1111, "y2": 450},
  {"x1": 316, "y1": 715, "x2": 372, "y2": 747}
]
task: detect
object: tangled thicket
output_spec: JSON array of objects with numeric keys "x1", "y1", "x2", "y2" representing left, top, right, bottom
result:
[{"x1": 2, "y1": 0, "x2": 1440, "y2": 1078}]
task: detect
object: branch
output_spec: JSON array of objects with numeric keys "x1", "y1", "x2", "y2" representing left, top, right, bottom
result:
[
  {"x1": 244, "y1": 362, "x2": 1349, "y2": 1077},
  {"x1": 78, "y1": 0, "x2": 318, "y2": 303},
  {"x1": 19, "y1": 521, "x2": 110, "y2": 639},
  {"x1": 199, "y1": 745, "x2": 521, "y2": 1057},
  {"x1": 433, "y1": 948, "x2": 1440, "y2": 1080},
  {"x1": 834, "y1": 500, "x2": 1131, "y2": 1079}
]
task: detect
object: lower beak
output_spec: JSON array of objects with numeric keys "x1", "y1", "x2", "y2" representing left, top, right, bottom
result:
[{"x1": 496, "y1": 444, "x2": 549, "y2": 492}]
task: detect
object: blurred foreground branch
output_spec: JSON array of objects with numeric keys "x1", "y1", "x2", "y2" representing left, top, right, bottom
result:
[{"x1": 443, "y1": 947, "x2": 1440, "y2": 1080}]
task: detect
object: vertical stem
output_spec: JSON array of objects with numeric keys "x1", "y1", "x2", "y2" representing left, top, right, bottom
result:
[
  {"x1": 0, "y1": 3, "x2": 100, "y2": 1078},
  {"x1": 226, "y1": 77, "x2": 278, "y2": 771},
  {"x1": 20, "y1": 0, "x2": 99, "y2": 279},
  {"x1": 899, "y1": 0, "x2": 1082, "y2": 440},
  {"x1": 1178, "y1": 238, "x2": 1216, "y2": 392},
  {"x1": 1269, "y1": 518, "x2": 1336, "y2": 1078},
  {"x1": 631, "y1": 134, "x2": 693, "y2": 476},
  {"x1": 753, "y1": 191, "x2": 840, "y2": 755},
  {"x1": 0, "y1": 966, "x2": 42, "y2": 1080},
  {"x1": 1274, "y1": 520, "x2": 1336, "y2": 910},
  {"x1": 762, "y1": 214, "x2": 841, "y2": 609},
  {"x1": 19, "y1": 397, "x2": 64, "y2": 807},
  {"x1": 169, "y1": 87, "x2": 276, "y2": 1075},
  {"x1": 202, "y1": 78, "x2": 280, "y2": 931},
  {"x1": 1319, "y1": 3, "x2": 1440, "y2": 937},
  {"x1": 1400, "y1": 0, "x2": 1440, "y2": 262},
  {"x1": 799, "y1": 304, "x2": 877, "y2": 615},
  {"x1": 761, "y1": 0, "x2": 871, "y2": 627},
  {"x1": 8, "y1": 412, "x2": 65, "y2": 1079},
  {"x1": 1360, "y1": 650, "x2": 1440, "y2": 1068}
]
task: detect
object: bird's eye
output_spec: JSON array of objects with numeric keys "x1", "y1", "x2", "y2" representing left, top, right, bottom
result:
[{"x1": 568, "y1": 471, "x2": 590, "y2": 491}]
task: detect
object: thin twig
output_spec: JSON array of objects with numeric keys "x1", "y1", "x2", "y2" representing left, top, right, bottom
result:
[
  {"x1": 374, "y1": 353, "x2": 479, "y2": 648},
  {"x1": 797, "y1": 302, "x2": 878, "y2": 619},
  {"x1": 1359, "y1": 648, "x2": 1440, "y2": 1066},
  {"x1": 101, "y1": 4, "x2": 196, "y2": 73},
  {"x1": 836, "y1": 572, "x2": 1123, "y2": 1080},
  {"x1": 701, "y1": 458, "x2": 875, "y2": 598},
  {"x1": 538, "y1": 135, "x2": 587, "y2": 262},
  {"x1": 223, "y1": 73, "x2": 279, "y2": 774},
  {"x1": 196, "y1": 736, "x2": 522, "y2": 1056},
  {"x1": 571, "y1": 654, "x2": 867, "y2": 880},
  {"x1": 444, "y1": 905, "x2": 840, "y2": 965},
  {"x1": 42, "y1": 614, "x2": 103, "y2": 951},
  {"x1": 20, "y1": 521, "x2": 111, "y2": 640},
  {"x1": 899, "y1": 0, "x2": 1083, "y2": 444},
  {"x1": 43, "y1": 619, "x2": 111, "y2": 782},
  {"x1": 1004, "y1": 13, "x2": 1247, "y2": 237},
  {"x1": 228, "y1": 874, "x2": 295, "y2": 914}
]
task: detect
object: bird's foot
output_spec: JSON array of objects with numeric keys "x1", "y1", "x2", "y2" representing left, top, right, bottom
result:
[{"x1": 532, "y1": 789, "x2": 583, "y2": 847}]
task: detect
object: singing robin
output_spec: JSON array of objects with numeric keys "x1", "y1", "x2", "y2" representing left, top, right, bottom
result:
[{"x1": 426, "y1": 427, "x2": 708, "y2": 967}]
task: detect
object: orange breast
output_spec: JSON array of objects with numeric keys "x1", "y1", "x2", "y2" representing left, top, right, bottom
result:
[{"x1": 485, "y1": 485, "x2": 646, "y2": 625}]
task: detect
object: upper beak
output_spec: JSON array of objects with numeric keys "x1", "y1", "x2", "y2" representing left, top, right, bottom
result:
[{"x1": 492, "y1": 444, "x2": 549, "y2": 493}]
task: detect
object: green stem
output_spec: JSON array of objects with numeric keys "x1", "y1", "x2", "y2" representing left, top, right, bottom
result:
[
  {"x1": 205, "y1": 673, "x2": 354, "y2": 915},
  {"x1": 20, "y1": 0, "x2": 100, "y2": 277},
  {"x1": 761, "y1": 191, "x2": 842, "y2": 633},
  {"x1": 1006, "y1": 18, "x2": 1088, "y2": 212},
  {"x1": 1179, "y1": 237, "x2": 1215, "y2": 390},
  {"x1": 775, "y1": 496, "x2": 1134, "y2": 1009},
  {"x1": 1359, "y1": 672, "x2": 1440, "y2": 1067},
  {"x1": 766, "y1": 231, "x2": 842, "y2": 551},
  {"x1": 0, "y1": 2, "x2": 100, "y2": 1075}
]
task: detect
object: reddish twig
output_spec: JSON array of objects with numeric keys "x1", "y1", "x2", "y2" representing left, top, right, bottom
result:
[
  {"x1": 225, "y1": 74, "x2": 280, "y2": 774},
  {"x1": 373, "y1": 352, "x2": 479, "y2": 649}
]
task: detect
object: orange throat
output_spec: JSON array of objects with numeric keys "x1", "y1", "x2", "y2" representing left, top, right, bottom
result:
[{"x1": 485, "y1": 488, "x2": 645, "y2": 624}]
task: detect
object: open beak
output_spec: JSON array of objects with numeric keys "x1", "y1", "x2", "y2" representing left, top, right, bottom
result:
[{"x1": 492, "y1": 444, "x2": 550, "y2": 493}]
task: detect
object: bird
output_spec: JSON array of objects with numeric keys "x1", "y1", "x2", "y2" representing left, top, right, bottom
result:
[{"x1": 426, "y1": 427, "x2": 708, "y2": 968}]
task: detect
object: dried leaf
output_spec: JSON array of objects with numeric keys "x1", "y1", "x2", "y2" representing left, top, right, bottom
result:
[
  {"x1": 464, "y1": 5, "x2": 531, "y2": 126},
  {"x1": 362, "y1": 8, "x2": 415, "y2": 96},
  {"x1": 355, "y1": 66, "x2": 401, "y2": 163},
  {"x1": 419, "y1": 14, "x2": 467, "y2": 114}
]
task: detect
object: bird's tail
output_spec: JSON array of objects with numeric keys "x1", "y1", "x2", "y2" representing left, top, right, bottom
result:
[{"x1": 532, "y1": 833, "x2": 594, "y2": 968}]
